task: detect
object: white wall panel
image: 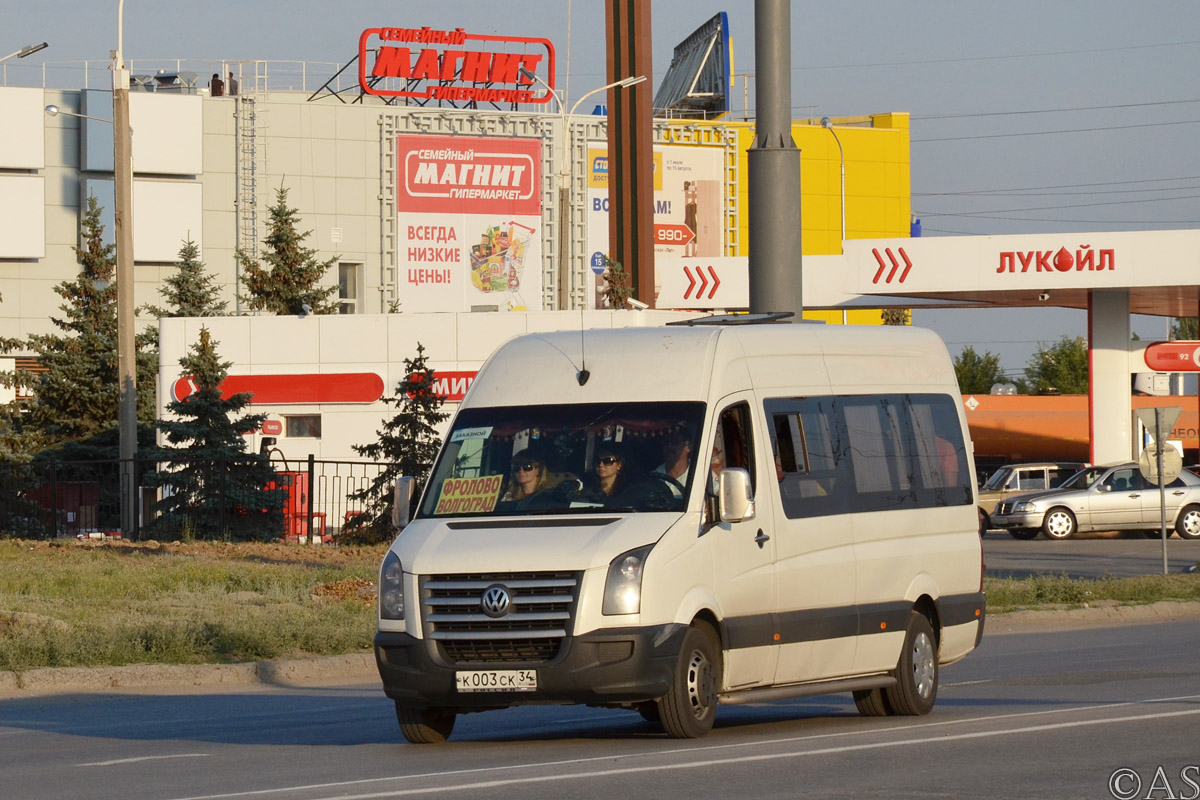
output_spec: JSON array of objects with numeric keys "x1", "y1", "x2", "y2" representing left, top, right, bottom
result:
[
  {"x1": 129, "y1": 93, "x2": 203, "y2": 175},
  {"x1": 134, "y1": 181, "x2": 204, "y2": 261},
  {"x1": 81, "y1": 90, "x2": 203, "y2": 175},
  {"x1": 0, "y1": 176, "x2": 45, "y2": 258},
  {"x1": 81, "y1": 178, "x2": 203, "y2": 261},
  {"x1": 0, "y1": 87, "x2": 45, "y2": 168}
]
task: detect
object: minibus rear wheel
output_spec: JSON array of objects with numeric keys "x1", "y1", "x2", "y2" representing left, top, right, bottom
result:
[
  {"x1": 882, "y1": 612, "x2": 938, "y2": 716},
  {"x1": 658, "y1": 622, "x2": 721, "y2": 738},
  {"x1": 395, "y1": 703, "x2": 456, "y2": 744}
]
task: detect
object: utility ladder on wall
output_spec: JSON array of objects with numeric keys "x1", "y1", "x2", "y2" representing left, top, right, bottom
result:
[{"x1": 234, "y1": 81, "x2": 267, "y2": 312}]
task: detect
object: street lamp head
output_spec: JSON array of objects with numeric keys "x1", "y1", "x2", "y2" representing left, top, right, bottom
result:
[
  {"x1": 616, "y1": 75, "x2": 648, "y2": 89},
  {"x1": 44, "y1": 104, "x2": 59, "y2": 117},
  {"x1": 19, "y1": 42, "x2": 49, "y2": 58},
  {"x1": 820, "y1": 116, "x2": 833, "y2": 129},
  {"x1": 518, "y1": 67, "x2": 537, "y2": 83}
]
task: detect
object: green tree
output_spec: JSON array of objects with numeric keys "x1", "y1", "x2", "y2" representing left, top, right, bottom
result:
[
  {"x1": 146, "y1": 238, "x2": 228, "y2": 319},
  {"x1": 600, "y1": 256, "x2": 634, "y2": 309},
  {"x1": 1024, "y1": 335, "x2": 1089, "y2": 394},
  {"x1": 1172, "y1": 317, "x2": 1198, "y2": 340},
  {"x1": 345, "y1": 343, "x2": 449, "y2": 544},
  {"x1": 146, "y1": 327, "x2": 283, "y2": 540},
  {"x1": 0, "y1": 195, "x2": 156, "y2": 458},
  {"x1": 954, "y1": 346, "x2": 1007, "y2": 394},
  {"x1": 881, "y1": 308, "x2": 911, "y2": 325},
  {"x1": 237, "y1": 187, "x2": 338, "y2": 315}
]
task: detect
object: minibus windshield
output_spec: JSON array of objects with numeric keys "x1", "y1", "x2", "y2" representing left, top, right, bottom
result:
[{"x1": 418, "y1": 401, "x2": 705, "y2": 518}]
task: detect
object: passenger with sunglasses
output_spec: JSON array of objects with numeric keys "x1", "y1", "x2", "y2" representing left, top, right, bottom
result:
[
  {"x1": 592, "y1": 446, "x2": 628, "y2": 498},
  {"x1": 503, "y1": 448, "x2": 549, "y2": 501}
]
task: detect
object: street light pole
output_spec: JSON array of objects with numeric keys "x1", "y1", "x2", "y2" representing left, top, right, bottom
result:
[
  {"x1": 0, "y1": 41, "x2": 48, "y2": 64},
  {"x1": 519, "y1": 70, "x2": 647, "y2": 311},
  {"x1": 113, "y1": 0, "x2": 138, "y2": 535},
  {"x1": 820, "y1": 117, "x2": 845, "y2": 253}
]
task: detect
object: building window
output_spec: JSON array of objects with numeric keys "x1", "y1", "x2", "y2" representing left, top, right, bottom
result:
[
  {"x1": 339, "y1": 262, "x2": 361, "y2": 314},
  {"x1": 285, "y1": 415, "x2": 322, "y2": 438}
]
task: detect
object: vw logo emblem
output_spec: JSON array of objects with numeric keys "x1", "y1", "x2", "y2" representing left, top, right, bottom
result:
[{"x1": 481, "y1": 585, "x2": 511, "y2": 618}]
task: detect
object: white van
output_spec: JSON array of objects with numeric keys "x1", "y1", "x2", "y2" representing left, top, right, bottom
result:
[{"x1": 375, "y1": 317, "x2": 986, "y2": 743}]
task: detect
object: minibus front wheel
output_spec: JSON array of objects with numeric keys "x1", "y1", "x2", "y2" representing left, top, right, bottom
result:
[
  {"x1": 396, "y1": 703, "x2": 457, "y2": 744},
  {"x1": 658, "y1": 621, "x2": 721, "y2": 738}
]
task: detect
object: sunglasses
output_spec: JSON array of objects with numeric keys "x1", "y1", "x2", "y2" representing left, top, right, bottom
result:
[
  {"x1": 598, "y1": 456, "x2": 620, "y2": 465},
  {"x1": 512, "y1": 463, "x2": 538, "y2": 473}
]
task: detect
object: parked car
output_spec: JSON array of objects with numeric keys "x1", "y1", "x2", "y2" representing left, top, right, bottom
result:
[
  {"x1": 989, "y1": 462, "x2": 1200, "y2": 540},
  {"x1": 977, "y1": 462, "x2": 1088, "y2": 534}
]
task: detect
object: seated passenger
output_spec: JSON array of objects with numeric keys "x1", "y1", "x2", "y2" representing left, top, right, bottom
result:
[{"x1": 503, "y1": 449, "x2": 549, "y2": 501}]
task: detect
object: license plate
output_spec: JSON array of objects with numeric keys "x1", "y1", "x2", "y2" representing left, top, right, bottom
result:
[
  {"x1": 455, "y1": 669, "x2": 537, "y2": 693},
  {"x1": 992, "y1": 515, "x2": 1007, "y2": 525}
]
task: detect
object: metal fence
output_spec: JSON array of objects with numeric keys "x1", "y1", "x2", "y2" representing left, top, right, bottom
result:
[{"x1": 0, "y1": 455, "x2": 392, "y2": 542}]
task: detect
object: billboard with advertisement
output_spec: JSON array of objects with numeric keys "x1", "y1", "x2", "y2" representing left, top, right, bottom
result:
[
  {"x1": 586, "y1": 143, "x2": 725, "y2": 308},
  {"x1": 397, "y1": 134, "x2": 542, "y2": 312}
]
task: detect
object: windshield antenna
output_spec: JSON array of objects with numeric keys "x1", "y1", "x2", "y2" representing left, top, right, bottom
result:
[{"x1": 577, "y1": 306, "x2": 589, "y2": 385}]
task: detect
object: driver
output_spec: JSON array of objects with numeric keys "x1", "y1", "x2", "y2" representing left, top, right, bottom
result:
[{"x1": 652, "y1": 430, "x2": 692, "y2": 499}]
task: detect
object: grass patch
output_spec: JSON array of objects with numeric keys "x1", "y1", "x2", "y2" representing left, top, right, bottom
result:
[
  {"x1": 984, "y1": 573, "x2": 1200, "y2": 613},
  {"x1": 1, "y1": 540, "x2": 1197, "y2": 671},
  {"x1": 0, "y1": 539, "x2": 386, "y2": 672}
]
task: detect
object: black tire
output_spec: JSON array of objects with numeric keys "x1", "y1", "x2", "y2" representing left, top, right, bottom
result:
[
  {"x1": 658, "y1": 622, "x2": 721, "y2": 738},
  {"x1": 882, "y1": 612, "x2": 938, "y2": 716},
  {"x1": 1008, "y1": 528, "x2": 1039, "y2": 541},
  {"x1": 395, "y1": 703, "x2": 456, "y2": 744},
  {"x1": 1175, "y1": 505, "x2": 1200, "y2": 540},
  {"x1": 1041, "y1": 507, "x2": 1076, "y2": 540},
  {"x1": 853, "y1": 687, "x2": 892, "y2": 717}
]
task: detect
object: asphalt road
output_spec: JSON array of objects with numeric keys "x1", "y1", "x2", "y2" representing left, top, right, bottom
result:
[
  {"x1": 2, "y1": 619, "x2": 1199, "y2": 800},
  {"x1": 983, "y1": 529, "x2": 1200, "y2": 578}
]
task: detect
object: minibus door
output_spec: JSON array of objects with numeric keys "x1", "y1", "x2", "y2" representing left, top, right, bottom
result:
[{"x1": 706, "y1": 399, "x2": 778, "y2": 689}]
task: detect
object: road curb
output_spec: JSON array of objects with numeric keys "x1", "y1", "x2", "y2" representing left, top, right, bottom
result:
[
  {"x1": 988, "y1": 599, "x2": 1200, "y2": 633},
  {"x1": 0, "y1": 652, "x2": 377, "y2": 699}
]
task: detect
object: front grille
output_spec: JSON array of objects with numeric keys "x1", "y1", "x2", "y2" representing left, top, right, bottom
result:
[
  {"x1": 421, "y1": 571, "x2": 580, "y2": 665},
  {"x1": 998, "y1": 502, "x2": 1014, "y2": 514}
]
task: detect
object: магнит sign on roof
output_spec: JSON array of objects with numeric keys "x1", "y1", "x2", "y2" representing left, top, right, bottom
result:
[{"x1": 358, "y1": 26, "x2": 555, "y2": 105}]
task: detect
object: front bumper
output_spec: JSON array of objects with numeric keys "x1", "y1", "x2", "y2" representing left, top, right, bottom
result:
[
  {"x1": 989, "y1": 510, "x2": 1045, "y2": 530},
  {"x1": 375, "y1": 623, "x2": 687, "y2": 709}
]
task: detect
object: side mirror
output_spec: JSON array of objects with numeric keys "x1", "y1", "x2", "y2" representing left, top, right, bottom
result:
[
  {"x1": 392, "y1": 476, "x2": 415, "y2": 529},
  {"x1": 718, "y1": 468, "x2": 755, "y2": 523}
]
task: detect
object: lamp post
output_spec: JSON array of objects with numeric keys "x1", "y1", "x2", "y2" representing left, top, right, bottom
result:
[
  {"x1": 43, "y1": 3, "x2": 136, "y2": 536},
  {"x1": 820, "y1": 117, "x2": 845, "y2": 252},
  {"x1": 0, "y1": 41, "x2": 48, "y2": 64},
  {"x1": 519, "y1": 69, "x2": 647, "y2": 310}
]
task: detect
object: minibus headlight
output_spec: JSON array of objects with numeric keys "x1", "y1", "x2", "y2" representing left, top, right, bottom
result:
[
  {"x1": 379, "y1": 550, "x2": 405, "y2": 620},
  {"x1": 602, "y1": 544, "x2": 654, "y2": 616}
]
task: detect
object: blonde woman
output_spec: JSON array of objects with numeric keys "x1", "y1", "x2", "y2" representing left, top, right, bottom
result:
[{"x1": 504, "y1": 448, "x2": 549, "y2": 501}]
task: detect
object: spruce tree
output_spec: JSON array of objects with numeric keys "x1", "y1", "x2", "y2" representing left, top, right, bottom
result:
[
  {"x1": 5, "y1": 195, "x2": 157, "y2": 457},
  {"x1": 237, "y1": 187, "x2": 338, "y2": 315},
  {"x1": 147, "y1": 327, "x2": 284, "y2": 540},
  {"x1": 147, "y1": 238, "x2": 229, "y2": 318},
  {"x1": 345, "y1": 343, "x2": 449, "y2": 543}
]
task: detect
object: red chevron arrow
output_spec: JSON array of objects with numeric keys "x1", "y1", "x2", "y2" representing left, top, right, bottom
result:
[{"x1": 705, "y1": 266, "x2": 720, "y2": 299}]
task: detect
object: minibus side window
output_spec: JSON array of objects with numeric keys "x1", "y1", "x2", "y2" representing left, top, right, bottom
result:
[
  {"x1": 765, "y1": 397, "x2": 850, "y2": 519},
  {"x1": 907, "y1": 394, "x2": 973, "y2": 506},
  {"x1": 711, "y1": 403, "x2": 755, "y2": 494}
]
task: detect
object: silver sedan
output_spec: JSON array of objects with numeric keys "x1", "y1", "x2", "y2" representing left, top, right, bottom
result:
[{"x1": 988, "y1": 462, "x2": 1200, "y2": 540}]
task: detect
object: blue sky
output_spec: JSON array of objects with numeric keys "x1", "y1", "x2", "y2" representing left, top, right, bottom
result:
[{"x1": 8, "y1": 0, "x2": 1200, "y2": 374}]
